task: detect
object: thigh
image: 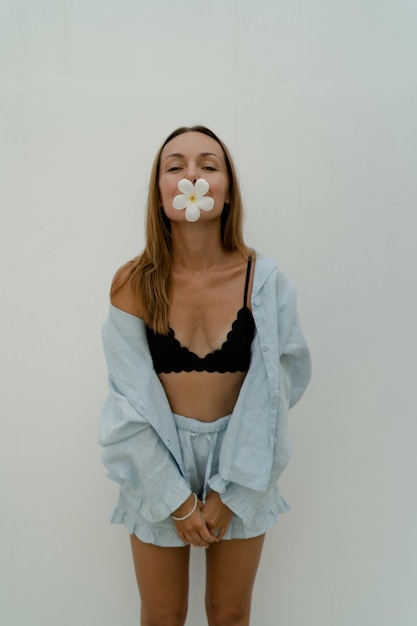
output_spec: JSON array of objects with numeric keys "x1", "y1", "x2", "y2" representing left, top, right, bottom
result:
[
  {"x1": 205, "y1": 535, "x2": 265, "y2": 626},
  {"x1": 130, "y1": 534, "x2": 190, "y2": 626}
]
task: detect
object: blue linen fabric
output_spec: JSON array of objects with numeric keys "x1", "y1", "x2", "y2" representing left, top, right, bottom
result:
[{"x1": 99, "y1": 255, "x2": 312, "y2": 534}]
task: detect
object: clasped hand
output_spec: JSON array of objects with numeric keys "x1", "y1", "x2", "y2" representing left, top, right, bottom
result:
[{"x1": 172, "y1": 491, "x2": 233, "y2": 547}]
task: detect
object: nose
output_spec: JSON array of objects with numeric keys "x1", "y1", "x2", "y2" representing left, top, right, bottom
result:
[{"x1": 185, "y1": 162, "x2": 198, "y2": 184}]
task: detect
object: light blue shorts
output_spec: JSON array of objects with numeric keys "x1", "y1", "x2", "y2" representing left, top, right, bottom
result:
[{"x1": 113, "y1": 413, "x2": 285, "y2": 547}]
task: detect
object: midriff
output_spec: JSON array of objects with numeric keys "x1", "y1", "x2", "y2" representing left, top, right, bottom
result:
[{"x1": 158, "y1": 370, "x2": 247, "y2": 421}]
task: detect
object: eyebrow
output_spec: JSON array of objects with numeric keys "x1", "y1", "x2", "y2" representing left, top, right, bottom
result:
[{"x1": 164, "y1": 152, "x2": 221, "y2": 161}]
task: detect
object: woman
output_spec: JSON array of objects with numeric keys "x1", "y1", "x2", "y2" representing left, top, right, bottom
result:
[{"x1": 99, "y1": 126, "x2": 311, "y2": 626}]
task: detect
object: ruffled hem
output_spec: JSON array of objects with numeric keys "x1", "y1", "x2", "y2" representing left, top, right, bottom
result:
[
  {"x1": 109, "y1": 493, "x2": 290, "y2": 547},
  {"x1": 110, "y1": 506, "x2": 184, "y2": 546}
]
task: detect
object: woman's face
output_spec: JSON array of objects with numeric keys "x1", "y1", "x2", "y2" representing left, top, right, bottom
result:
[{"x1": 158, "y1": 132, "x2": 230, "y2": 223}]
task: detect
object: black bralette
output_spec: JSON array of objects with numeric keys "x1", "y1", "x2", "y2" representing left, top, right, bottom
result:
[{"x1": 146, "y1": 256, "x2": 255, "y2": 374}]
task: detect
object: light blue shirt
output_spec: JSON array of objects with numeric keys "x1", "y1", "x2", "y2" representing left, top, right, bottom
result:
[{"x1": 99, "y1": 255, "x2": 311, "y2": 526}]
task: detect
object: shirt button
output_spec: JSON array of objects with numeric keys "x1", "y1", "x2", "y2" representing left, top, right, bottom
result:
[
  {"x1": 262, "y1": 345, "x2": 269, "y2": 352},
  {"x1": 254, "y1": 299, "x2": 260, "y2": 306}
]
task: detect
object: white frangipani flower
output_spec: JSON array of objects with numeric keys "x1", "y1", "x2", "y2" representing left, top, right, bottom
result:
[{"x1": 172, "y1": 178, "x2": 214, "y2": 222}]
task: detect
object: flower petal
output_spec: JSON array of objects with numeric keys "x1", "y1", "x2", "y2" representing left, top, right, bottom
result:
[
  {"x1": 197, "y1": 196, "x2": 214, "y2": 211},
  {"x1": 194, "y1": 178, "x2": 209, "y2": 197},
  {"x1": 177, "y1": 179, "x2": 194, "y2": 195},
  {"x1": 185, "y1": 204, "x2": 200, "y2": 222},
  {"x1": 173, "y1": 194, "x2": 189, "y2": 209}
]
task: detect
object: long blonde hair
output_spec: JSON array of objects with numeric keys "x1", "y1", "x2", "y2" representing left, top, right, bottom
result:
[{"x1": 113, "y1": 126, "x2": 250, "y2": 333}]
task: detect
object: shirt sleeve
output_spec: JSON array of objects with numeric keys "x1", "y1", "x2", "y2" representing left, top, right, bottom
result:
[
  {"x1": 99, "y1": 309, "x2": 192, "y2": 523},
  {"x1": 210, "y1": 324, "x2": 311, "y2": 524},
  {"x1": 99, "y1": 376, "x2": 191, "y2": 523},
  {"x1": 279, "y1": 310, "x2": 312, "y2": 409},
  {"x1": 209, "y1": 269, "x2": 312, "y2": 525}
]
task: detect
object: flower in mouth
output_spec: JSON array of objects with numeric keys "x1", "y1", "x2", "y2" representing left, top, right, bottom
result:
[{"x1": 172, "y1": 178, "x2": 215, "y2": 222}]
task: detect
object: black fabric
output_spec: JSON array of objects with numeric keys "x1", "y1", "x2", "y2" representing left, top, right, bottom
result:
[{"x1": 146, "y1": 257, "x2": 255, "y2": 374}]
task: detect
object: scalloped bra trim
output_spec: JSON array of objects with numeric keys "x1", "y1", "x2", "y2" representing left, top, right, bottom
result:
[{"x1": 146, "y1": 256, "x2": 255, "y2": 374}]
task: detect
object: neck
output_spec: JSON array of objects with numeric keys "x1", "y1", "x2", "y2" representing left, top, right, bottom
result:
[{"x1": 170, "y1": 221, "x2": 228, "y2": 271}]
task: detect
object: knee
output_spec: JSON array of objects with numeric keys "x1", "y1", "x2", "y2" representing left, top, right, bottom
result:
[
  {"x1": 141, "y1": 617, "x2": 185, "y2": 626},
  {"x1": 141, "y1": 606, "x2": 187, "y2": 626},
  {"x1": 206, "y1": 601, "x2": 249, "y2": 626}
]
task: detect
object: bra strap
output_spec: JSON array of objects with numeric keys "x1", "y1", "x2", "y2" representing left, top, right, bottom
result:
[{"x1": 243, "y1": 255, "x2": 252, "y2": 307}]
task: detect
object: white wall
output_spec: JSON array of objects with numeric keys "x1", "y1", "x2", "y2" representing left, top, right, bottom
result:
[{"x1": 1, "y1": 1, "x2": 416, "y2": 624}]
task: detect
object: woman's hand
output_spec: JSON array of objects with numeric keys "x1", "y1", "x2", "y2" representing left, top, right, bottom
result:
[
  {"x1": 172, "y1": 494, "x2": 218, "y2": 548},
  {"x1": 202, "y1": 491, "x2": 233, "y2": 541}
]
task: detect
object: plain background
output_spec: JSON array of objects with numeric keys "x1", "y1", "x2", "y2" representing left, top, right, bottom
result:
[{"x1": 1, "y1": 1, "x2": 417, "y2": 624}]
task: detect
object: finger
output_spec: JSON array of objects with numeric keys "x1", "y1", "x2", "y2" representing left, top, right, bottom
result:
[
  {"x1": 192, "y1": 531, "x2": 209, "y2": 548},
  {"x1": 189, "y1": 533, "x2": 209, "y2": 548},
  {"x1": 198, "y1": 525, "x2": 219, "y2": 544},
  {"x1": 182, "y1": 532, "x2": 194, "y2": 545},
  {"x1": 192, "y1": 516, "x2": 218, "y2": 544},
  {"x1": 216, "y1": 525, "x2": 229, "y2": 541}
]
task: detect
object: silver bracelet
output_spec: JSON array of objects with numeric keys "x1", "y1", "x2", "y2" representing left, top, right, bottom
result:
[{"x1": 171, "y1": 493, "x2": 198, "y2": 521}]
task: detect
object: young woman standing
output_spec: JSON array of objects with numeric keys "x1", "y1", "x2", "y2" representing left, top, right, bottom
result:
[{"x1": 100, "y1": 126, "x2": 311, "y2": 625}]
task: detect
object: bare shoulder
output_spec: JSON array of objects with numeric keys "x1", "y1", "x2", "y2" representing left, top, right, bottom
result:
[{"x1": 110, "y1": 261, "x2": 142, "y2": 318}]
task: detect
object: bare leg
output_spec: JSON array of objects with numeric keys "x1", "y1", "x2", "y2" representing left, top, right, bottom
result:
[
  {"x1": 130, "y1": 534, "x2": 190, "y2": 626},
  {"x1": 205, "y1": 534, "x2": 265, "y2": 626}
]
